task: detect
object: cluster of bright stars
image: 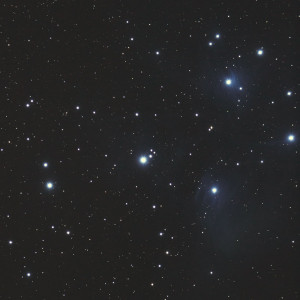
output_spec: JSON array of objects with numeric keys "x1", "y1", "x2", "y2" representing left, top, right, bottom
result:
[{"x1": 208, "y1": 33, "x2": 220, "y2": 46}]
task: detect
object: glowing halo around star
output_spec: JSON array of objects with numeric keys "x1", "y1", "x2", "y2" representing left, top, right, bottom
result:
[
  {"x1": 139, "y1": 156, "x2": 148, "y2": 164},
  {"x1": 257, "y1": 49, "x2": 264, "y2": 56},
  {"x1": 46, "y1": 182, "x2": 53, "y2": 189},
  {"x1": 211, "y1": 187, "x2": 218, "y2": 194},
  {"x1": 225, "y1": 79, "x2": 232, "y2": 86}
]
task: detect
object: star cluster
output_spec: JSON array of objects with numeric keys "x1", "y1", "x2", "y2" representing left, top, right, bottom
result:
[{"x1": 1, "y1": 1, "x2": 298, "y2": 299}]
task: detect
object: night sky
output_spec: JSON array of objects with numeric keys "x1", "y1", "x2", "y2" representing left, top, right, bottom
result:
[{"x1": 1, "y1": 1, "x2": 299, "y2": 299}]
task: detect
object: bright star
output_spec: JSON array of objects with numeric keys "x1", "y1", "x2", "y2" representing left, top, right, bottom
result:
[
  {"x1": 140, "y1": 156, "x2": 147, "y2": 164},
  {"x1": 225, "y1": 79, "x2": 232, "y2": 85},
  {"x1": 287, "y1": 91, "x2": 292, "y2": 96},
  {"x1": 257, "y1": 49, "x2": 264, "y2": 56},
  {"x1": 215, "y1": 34, "x2": 220, "y2": 39},
  {"x1": 288, "y1": 135, "x2": 295, "y2": 142},
  {"x1": 8, "y1": 240, "x2": 13, "y2": 244},
  {"x1": 211, "y1": 187, "x2": 218, "y2": 194},
  {"x1": 208, "y1": 42, "x2": 213, "y2": 46},
  {"x1": 43, "y1": 162, "x2": 48, "y2": 167},
  {"x1": 46, "y1": 182, "x2": 53, "y2": 189},
  {"x1": 155, "y1": 51, "x2": 160, "y2": 55},
  {"x1": 26, "y1": 273, "x2": 31, "y2": 277}
]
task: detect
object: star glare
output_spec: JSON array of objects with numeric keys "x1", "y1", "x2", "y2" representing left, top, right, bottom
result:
[
  {"x1": 225, "y1": 79, "x2": 232, "y2": 86},
  {"x1": 211, "y1": 187, "x2": 218, "y2": 194},
  {"x1": 46, "y1": 182, "x2": 53, "y2": 189},
  {"x1": 288, "y1": 134, "x2": 295, "y2": 142},
  {"x1": 257, "y1": 49, "x2": 264, "y2": 56},
  {"x1": 139, "y1": 156, "x2": 147, "y2": 164}
]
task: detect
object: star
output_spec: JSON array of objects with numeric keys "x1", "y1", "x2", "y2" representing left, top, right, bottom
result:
[
  {"x1": 155, "y1": 51, "x2": 160, "y2": 55},
  {"x1": 208, "y1": 42, "x2": 213, "y2": 46},
  {"x1": 46, "y1": 182, "x2": 53, "y2": 189},
  {"x1": 26, "y1": 273, "x2": 31, "y2": 277},
  {"x1": 287, "y1": 134, "x2": 295, "y2": 142},
  {"x1": 211, "y1": 187, "x2": 218, "y2": 194},
  {"x1": 225, "y1": 79, "x2": 232, "y2": 86},
  {"x1": 8, "y1": 240, "x2": 13, "y2": 244},
  {"x1": 215, "y1": 34, "x2": 220, "y2": 39},
  {"x1": 286, "y1": 91, "x2": 292, "y2": 96},
  {"x1": 43, "y1": 162, "x2": 48, "y2": 167},
  {"x1": 257, "y1": 49, "x2": 264, "y2": 56},
  {"x1": 66, "y1": 231, "x2": 70, "y2": 235},
  {"x1": 139, "y1": 156, "x2": 147, "y2": 164}
]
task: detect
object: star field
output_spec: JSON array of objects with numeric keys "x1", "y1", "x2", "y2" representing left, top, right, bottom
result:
[{"x1": 0, "y1": 1, "x2": 299, "y2": 299}]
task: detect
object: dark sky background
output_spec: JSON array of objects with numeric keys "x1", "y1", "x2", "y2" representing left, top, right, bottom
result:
[{"x1": 0, "y1": 0, "x2": 299, "y2": 299}]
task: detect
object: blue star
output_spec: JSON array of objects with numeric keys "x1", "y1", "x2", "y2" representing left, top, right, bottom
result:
[
  {"x1": 46, "y1": 182, "x2": 53, "y2": 189},
  {"x1": 139, "y1": 156, "x2": 148, "y2": 164},
  {"x1": 211, "y1": 187, "x2": 218, "y2": 194},
  {"x1": 225, "y1": 79, "x2": 232, "y2": 86},
  {"x1": 257, "y1": 49, "x2": 264, "y2": 56}
]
